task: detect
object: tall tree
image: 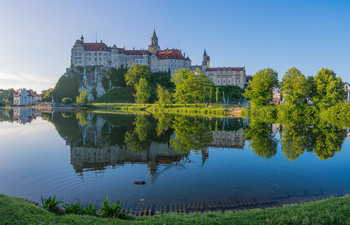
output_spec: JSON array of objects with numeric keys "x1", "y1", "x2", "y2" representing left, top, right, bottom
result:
[
  {"x1": 76, "y1": 91, "x2": 88, "y2": 107},
  {"x1": 243, "y1": 68, "x2": 279, "y2": 107},
  {"x1": 215, "y1": 87, "x2": 219, "y2": 103},
  {"x1": 313, "y1": 68, "x2": 346, "y2": 106},
  {"x1": 156, "y1": 84, "x2": 172, "y2": 107},
  {"x1": 125, "y1": 63, "x2": 151, "y2": 89},
  {"x1": 134, "y1": 78, "x2": 150, "y2": 103},
  {"x1": 172, "y1": 69, "x2": 213, "y2": 106},
  {"x1": 281, "y1": 67, "x2": 308, "y2": 105}
]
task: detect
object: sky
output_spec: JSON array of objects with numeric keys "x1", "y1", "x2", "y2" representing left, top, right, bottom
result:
[{"x1": 0, "y1": 0, "x2": 349, "y2": 92}]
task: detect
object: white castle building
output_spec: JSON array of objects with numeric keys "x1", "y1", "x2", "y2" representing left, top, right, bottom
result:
[
  {"x1": 71, "y1": 29, "x2": 247, "y2": 88},
  {"x1": 192, "y1": 49, "x2": 247, "y2": 89},
  {"x1": 71, "y1": 30, "x2": 191, "y2": 76}
]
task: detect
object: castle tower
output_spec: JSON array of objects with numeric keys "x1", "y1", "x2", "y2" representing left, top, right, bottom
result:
[
  {"x1": 148, "y1": 29, "x2": 160, "y2": 54},
  {"x1": 202, "y1": 49, "x2": 210, "y2": 68},
  {"x1": 80, "y1": 35, "x2": 84, "y2": 43}
]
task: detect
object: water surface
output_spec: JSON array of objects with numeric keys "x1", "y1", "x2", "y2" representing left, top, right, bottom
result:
[{"x1": 0, "y1": 108, "x2": 350, "y2": 214}]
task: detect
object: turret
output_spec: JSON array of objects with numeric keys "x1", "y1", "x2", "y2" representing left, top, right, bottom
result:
[
  {"x1": 80, "y1": 35, "x2": 84, "y2": 43},
  {"x1": 148, "y1": 29, "x2": 160, "y2": 54},
  {"x1": 202, "y1": 49, "x2": 210, "y2": 68}
]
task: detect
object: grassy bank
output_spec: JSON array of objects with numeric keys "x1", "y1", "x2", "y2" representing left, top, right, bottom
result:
[
  {"x1": 91, "y1": 103, "x2": 234, "y2": 117},
  {"x1": 1, "y1": 194, "x2": 350, "y2": 224}
]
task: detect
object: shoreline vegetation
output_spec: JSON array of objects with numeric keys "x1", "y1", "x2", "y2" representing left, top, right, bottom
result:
[
  {"x1": 91, "y1": 103, "x2": 243, "y2": 117},
  {"x1": 2, "y1": 194, "x2": 350, "y2": 224}
]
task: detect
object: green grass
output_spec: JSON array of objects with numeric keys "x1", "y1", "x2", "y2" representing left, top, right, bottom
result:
[
  {"x1": 93, "y1": 87, "x2": 134, "y2": 103},
  {"x1": 2, "y1": 194, "x2": 350, "y2": 224}
]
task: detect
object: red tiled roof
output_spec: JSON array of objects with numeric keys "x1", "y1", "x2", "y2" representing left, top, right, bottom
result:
[
  {"x1": 157, "y1": 49, "x2": 184, "y2": 59},
  {"x1": 27, "y1": 90, "x2": 32, "y2": 96},
  {"x1": 124, "y1": 50, "x2": 149, "y2": 55},
  {"x1": 206, "y1": 67, "x2": 245, "y2": 71},
  {"x1": 185, "y1": 56, "x2": 191, "y2": 61},
  {"x1": 83, "y1": 42, "x2": 110, "y2": 51}
]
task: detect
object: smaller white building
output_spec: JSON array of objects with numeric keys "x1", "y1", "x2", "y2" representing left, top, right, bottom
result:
[{"x1": 13, "y1": 89, "x2": 35, "y2": 106}]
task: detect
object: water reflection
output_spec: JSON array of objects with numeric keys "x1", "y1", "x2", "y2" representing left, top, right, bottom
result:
[{"x1": 1, "y1": 108, "x2": 350, "y2": 213}]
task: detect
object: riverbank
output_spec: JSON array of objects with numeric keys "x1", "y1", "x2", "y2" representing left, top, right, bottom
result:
[
  {"x1": 1, "y1": 194, "x2": 349, "y2": 224},
  {"x1": 91, "y1": 103, "x2": 243, "y2": 117}
]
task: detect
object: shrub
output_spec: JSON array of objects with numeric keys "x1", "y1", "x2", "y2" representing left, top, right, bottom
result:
[
  {"x1": 41, "y1": 196, "x2": 63, "y2": 214},
  {"x1": 83, "y1": 203, "x2": 97, "y2": 216},
  {"x1": 76, "y1": 91, "x2": 88, "y2": 107},
  {"x1": 63, "y1": 203, "x2": 83, "y2": 215},
  {"x1": 100, "y1": 197, "x2": 126, "y2": 218}
]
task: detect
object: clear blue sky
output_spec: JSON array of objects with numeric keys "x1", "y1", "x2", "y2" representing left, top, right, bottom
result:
[{"x1": 0, "y1": 0, "x2": 349, "y2": 91}]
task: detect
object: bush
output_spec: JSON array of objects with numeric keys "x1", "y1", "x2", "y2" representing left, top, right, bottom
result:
[
  {"x1": 61, "y1": 97, "x2": 73, "y2": 105},
  {"x1": 41, "y1": 196, "x2": 63, "y2": 214},
  {"x1": 83, "y1": 203, "x2": 97, "y2": 216},
  {"x1": 63, "y1": 203, "x2": 83, "y2": 215},
  {"x1": 100, "y1": 197, "x2": 126, "y2": 219},
  {"x1": 76, "y1": 91, "x2": 88, "y2": 107}
]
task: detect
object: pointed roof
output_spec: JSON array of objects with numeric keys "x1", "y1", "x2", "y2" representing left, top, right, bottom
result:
[
  {"x1": 204, "y1": 48, "x2": 207, "y2": 55},
  {"x1": 152, "y1": 29, "x2": 157, "y2": 38}
]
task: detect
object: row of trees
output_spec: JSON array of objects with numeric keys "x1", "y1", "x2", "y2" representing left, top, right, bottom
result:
[
  {"x1": 124, "y1": 64, "x2": 244, "y2": 106},
  {"x1": 244, "y1": 67, "x2": 346, "y2": 107}
]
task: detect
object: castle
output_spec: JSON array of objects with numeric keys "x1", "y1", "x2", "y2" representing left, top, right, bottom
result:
[{"x1": 71, "y1": 29, "x2": 247, "y2": 88}]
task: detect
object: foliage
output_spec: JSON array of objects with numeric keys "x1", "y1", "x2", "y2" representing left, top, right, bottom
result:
[
  {"x1": 92, "y1": 88, "x2": 98, "y2": 100},
  {"x1": 134, "y1": 78, "x2": 150, "y2": 103},
  {"x1": 313, "y1": 68, "x2": 346, "y2": 106},
  {"x1": 100, "y1": 197, "x2": 126, "y2": 219},
  {"x1": 243, "y1": 68, "x2": 278, "y2": 107},
  {"x1": 41, "y1": 75, "x2": 80, "y2": 103},
  {"x1": 63, "y1": 203, "x2": 83, "y2": 215},
  {"x1": 0, "y1": 89, "x2": 15, "y2": 105},
  {"x1": 281, "y1": 67, "x2": 309, "y2": 105},
  {"x1": 109, "y1": 65, "x2": 128, "y2": 88},
  {"x1": 215, "y1": 87, "x2": 219, "y2": 103},
  {"x1": 172, "y1": 69, "x2": 213, "y2": 106},
  {"x1": 5, "y1": 194, "x2": 350, "y2": 224},
  {"x1": 244, "y1": 120, "x2": 278, "y2": 158},
  {"x1": 156, "y1": 85, "x2": 172, "y2": 106},
  {"x1": 102, "y1": 75, "x2": 111, "y2": 92},
  {"x1": 61, "y1": 97, "x2": 73, "y2": 105},
  {"x1": 41, "y1": 196, "x2": 63, "y2": 214},
  {"x1": 150, "y1": 70, "x2": 174, "y2": 88},
  {"x1": 93, "y1": 87, "x2": 134, "y2": 103},
  {"x1": 124, "y1": 115, "x2": 151, "y2": 153},
  {"x1": 83, "y1": 203, "x2": 97, "y2": 216},
  {"x1": 125, "y1": 64, "x2": 151, "y2": 89},
  {"x1": 171, "y1": 116, "x2": 213, "y2": 153},
  {"x1": 76, "y1": 111, "x2": 88, "y2": 126},
  {"x1": 76, "y1": 91, "x2": 88, "y2": 107}
]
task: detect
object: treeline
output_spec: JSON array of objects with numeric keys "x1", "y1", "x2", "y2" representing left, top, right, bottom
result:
[
  {"x1": 116, "y1": 63, "x2": 244, "y2": 106},
  {"x1": 0, "y1": 89, "x2": 15, "y2": 106},
  {"x1": 244, "y1": 67, "x2": 347, "y2": 107}
]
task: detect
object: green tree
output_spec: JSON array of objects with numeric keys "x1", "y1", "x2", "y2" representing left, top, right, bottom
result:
[
  {"x1": 281, "y1": 67, "x2": 309, "y2": 105},
  {"x1": 215, "y1": 87, "x2": 219, "y2": 103},
  {"x1": 76, "y1": 91, "x2": 88, "y2": 107},
  {"x1": 156, "y1": 84, "x2": 172, "y2": 107},
  {"x1": 125, "y1": 63, "x2": 151, "y2": 89},
  {"x1": 172, "y1": 69, "x2": 213, "y2": 106},
  {"x1": 109, "y1": 65, "x2": 128, "y2": 87},
  {"x1": 134, "y1": 78, "x2": 150, "y2": 103},
  {"x1": 243, "y1": 68, "x2": 279, "y2": 107},
  {"x1": 313, "y1": 68, "x2": 346, "y2": 106},
  {"x1": 124, "y1": 115, "x2": 151, "y2": 153}
]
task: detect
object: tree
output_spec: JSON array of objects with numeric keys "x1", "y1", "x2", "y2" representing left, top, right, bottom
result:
[
  {"x1": 243, "y1": 68, "x2": 279, "y2": 107},
  {"x1": 109, "y1": 65, "x2": 128, "y2": 87},
  {"x1": 125, "y1": 63, "x2": 151, "y2": 89},
  {"x1": 215, "y1": 87, "x2": 219, "y2": 103},
  {"x1": 281, "y1": 67, "x2": 309, "y2": 105},
  {"x1": 172, "y1": 69, "x2": 213, "y2": 106},
  {"x1": 91, "y1": 88, "x2": 98, "y2": 100},
  {"x1": 76, "y1": 91, "x2": 88, "y2": 107},
  {"x1": 156, "y1": 84, "x2": 172, "y2": 106},
  {"x1": 313, "y1": 68, "x2": 346, "y2": 106},
  {"x1": 134, "y1": 78, "x2": 150, "y2": 103}
]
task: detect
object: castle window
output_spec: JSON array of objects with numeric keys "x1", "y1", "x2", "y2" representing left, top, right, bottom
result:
[
  {"x1": 75, "y1": 53, "x2": 77, "y2": 56},
  {"x1": 99, "y1": 53, "x2": 102, "y2": 56},
  {"x1": 140, "y1": 60, "x2": 142, "y2": 63},
  {"x1": 95, "y1": 58, "x2": 97, "y2": 61},
  {"x1": 99, "y1": 58, "x2": 101, "y2": 61},
  {"x1": 89, "y1": 53, "x2": 91, "y2": 56}
]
